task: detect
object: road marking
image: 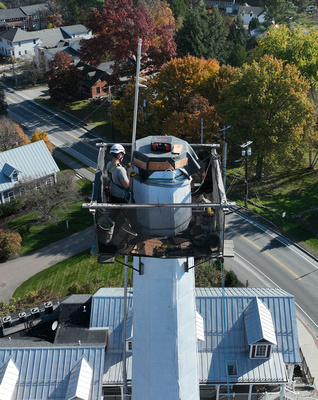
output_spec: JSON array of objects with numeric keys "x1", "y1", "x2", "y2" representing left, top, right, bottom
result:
[
  {"x1": 226, "y1": 224, "x2": 301, "y2": 280},
  {"x1": 6, "y1": 95, "x2": 97, "y2": 150}
]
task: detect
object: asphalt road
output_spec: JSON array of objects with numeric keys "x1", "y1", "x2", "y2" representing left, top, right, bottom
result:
[
  {"x1": 4, "y1": 84, "x2": 102, "y2": 168},
  {"x1": 225, "y1": 208, "x2": 318, "y2": 338}
]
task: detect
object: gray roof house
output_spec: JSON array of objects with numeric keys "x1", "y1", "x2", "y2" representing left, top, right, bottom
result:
[
  {"x1": 0, "y1": 140, "x2": 59, "y2": 204},
  {"x1": 0, "y1": 24, "x2": 91, "y2": 60},
  {"x1": 0, "y1": 287, "x2": 301, "y2": 399},
  {"x1": 0, "y1": 3, "x2": 48, "y2": 31}
]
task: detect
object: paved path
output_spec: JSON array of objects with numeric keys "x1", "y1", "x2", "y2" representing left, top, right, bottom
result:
[{"x1": 0, "y1": 226, "x2": 94, "y2": 302}]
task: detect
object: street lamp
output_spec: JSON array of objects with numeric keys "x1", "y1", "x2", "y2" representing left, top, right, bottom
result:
[{"x1": 240, "y1": 141, "x2": 252, "y2": 208}]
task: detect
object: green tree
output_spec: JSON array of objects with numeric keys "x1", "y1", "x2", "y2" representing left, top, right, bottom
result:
[
  {"x1": 218, "y1": 55, "x2": 317, "y2": 178},
  {"x1": 250, "y1": 25, "x2": 318, "y2": 87},
  {"x1": 0, "y1": 83, "x2": 8, "y2": 115},
  {"x1": 261, "y1": 0, "x2": 303, "y2": 26},
  {"x1": 62, "y1": 0, "x2": 83, "y2": 25},
  {"x1": 176, "y1": 5, "x2": 229, "y2": 62},
  {"x1": 0, "y1": 2, "x2": 6, "y2": 9}
]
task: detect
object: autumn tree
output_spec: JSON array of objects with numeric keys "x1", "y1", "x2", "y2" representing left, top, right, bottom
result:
[
  {"x1": 31, "y1": 130, "x2": 53, "y2": 154},
  {"x1": 46, "y1": 52, "x2": 82, "y2": 101},
  {"x1": 0, "y1": 116, "x2": 30, "y2": 150},
  {"x1": 112, "y1": 55, "x2": 222, "y2": 137},
  {"x1": 46, "y1": 0, "x2": 64, "y2": 27},
  {"x1": 250, "y1": 25, "x2": 318, "y2": 87},
  {"x1": 217, "y1": 55, "x2": 317, "y2": 178},
  {"x1": 79, "y1": 0, "x2": 177, "y2": 79},
  {"x1": 0, "y1": 229, "x2": 21, "y2": 260},
  {"x1": 162, "y1": 94, "x2": 220, "y2": 143}
]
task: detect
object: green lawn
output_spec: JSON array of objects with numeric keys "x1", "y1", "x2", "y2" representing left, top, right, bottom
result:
[
  {"x1": 7, "y1": 177, "x2": 93, "y2": 255},
  {"x1": 227, "y1": 167, "x2": 318, "y2": 254},
  {"x1": 13, "y1": 251, "x2": 133, "y2": 300}
]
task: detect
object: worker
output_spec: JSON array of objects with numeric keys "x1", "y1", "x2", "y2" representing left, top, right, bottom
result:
[{"x1": 106, "y1": 144, "x2": 133, "y2": 203}]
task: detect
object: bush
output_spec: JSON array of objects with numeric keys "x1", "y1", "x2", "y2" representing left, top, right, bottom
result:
[{"x1": 0, "y1": 229, "x2": 22, "y2": 260}]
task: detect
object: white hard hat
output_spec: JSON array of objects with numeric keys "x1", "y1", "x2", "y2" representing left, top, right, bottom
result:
[{"x1": 110, "y1": 144, "x2": 125, "y2": 155}]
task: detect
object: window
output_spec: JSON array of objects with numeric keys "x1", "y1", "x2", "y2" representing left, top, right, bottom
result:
[
  {"x1": 19, "y1": 187, "x2": 25, "y2": 196},
  {"x1": 126, "y1": 341, "x2": 133, "y2": 351},
  {"x1": 33, "y1": 39, "x2": 36, "y2": 44},
  {"x1": 8, "y1": 191, "x2": 15, "y2": 201},
  {"x1": 96, "y1": 87, "x2": 100, "y2": 94},
  {"x1": 227, "y1": 361, "x2": 237, "y2": 376},
  {"x1": 25, "y1": 50, "x2": 27, "y2": 54},
  {"x1": 255, "y1": 345, "x2": 267, "y2": 357},
  {"x1": 12, "y1": 172, "x2": 18, "y2": 182},
  {"x1": 18, "y1": 42, "x2": 21, "y2": 46},
  {"x1": 19, "y1": 51, "x2": 21, "y2": 56}
]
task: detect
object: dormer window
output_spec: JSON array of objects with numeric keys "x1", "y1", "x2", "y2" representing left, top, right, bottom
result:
[{"x1": 12, "y1": 171, "x2": 18, "y2": 181}]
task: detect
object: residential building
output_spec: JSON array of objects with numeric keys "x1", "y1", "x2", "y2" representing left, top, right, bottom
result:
[
  {"x1": 0, "y1": 140, "x2": 59, "y2": 204},
  {"x1": 77, "y1": 61, "x2": 114, "y2": 99},
  {"x1": 237, "y1": 4, "x2": 266, "y2": 27},
  {"x1": 0, "y1": 287, "x2": 301, "y2": 399},
  {"x1": 0, "y1": 3, "x2": 48, "y2": 32},
  {"x1": 0, "y1": 24, "x2": 91, "y2": 60}
]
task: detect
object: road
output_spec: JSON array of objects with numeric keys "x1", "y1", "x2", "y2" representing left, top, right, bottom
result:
[
  {"x1": 4, "y1": 86, "x2": 318, "y2": 337},
  {"x1": 225, "y1": 208, "x2": 318, "y2": 338},
  {"x1": 4, "y1": 85, "x2": 102, "y2": 168}
]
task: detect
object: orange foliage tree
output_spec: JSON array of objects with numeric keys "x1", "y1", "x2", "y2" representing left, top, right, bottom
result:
[{"x1": 31, "y1": 130, "x2": 53, "y2": 154}]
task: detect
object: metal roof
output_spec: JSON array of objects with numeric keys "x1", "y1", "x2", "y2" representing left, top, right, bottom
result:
[
  {"x1": 90, "y1": 287, "x2": 300, "y2": 386},
  {"x1": 0, "y1": 347, "x2": 104, "y2": 400},
  {"x1": 65, "y1": 357, "x2": 93, "y2": 400},
  {"x1": 0, "y1": 141, "x2": 59, "y2": 193},
  {"x1": 244, "y1": 297, "x2": 277, "y2": 345}
]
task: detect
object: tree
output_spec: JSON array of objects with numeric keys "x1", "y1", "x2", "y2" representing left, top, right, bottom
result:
[
  {"x1": 0, "y1": 2, "x2": 6, "y2": 9},
  {"x1": 46, "y1": 52, "x2": 82, "y2": 101},
  {"x1": 0, "y1": 83, "x2": 8, "y2": 116},
  {"x1": 162, "y1": 94, "x2": 220, "y2": 143},
  {"x1": 0, "y1": 116, "x2": 30, "y2": 150},
  {"x1": 0, "y1": 229, "x2": 21, "y2": 260},
  {"x1": 176, "y1": 5, "x2": 229, "y2": 62},
  {"x1": 31, "y1": 130, "x2": 53, "y2": 154},
  {"x1": 79, "y1": 0, "x2": 177, "y2": 78},
  {"x1": 112, "y1": 55, "x2": 221, "y2": 136},
  {"x1": 46, "y1": 0, "x2": 64, "y2": 27},
  {"x1": 218, "y1": 55, "x2": 317, "y2": 178},
  {"x1": 62, "y1": 0, "x2": 83, "y2": 25},
  {"x1": 250, "y1": 25, "x2": 318, "y2": 87},
  {"x1": 261, "y1": 0, "x2": 303, "y2": 26},
  {"x1": 21, "y1": 58, "x2": 45, "y2": 86}
]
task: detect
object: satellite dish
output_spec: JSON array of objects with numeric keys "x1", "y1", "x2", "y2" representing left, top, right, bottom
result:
[{"x1": 52, "y1": 321, "x2": 58, "y2": 331}]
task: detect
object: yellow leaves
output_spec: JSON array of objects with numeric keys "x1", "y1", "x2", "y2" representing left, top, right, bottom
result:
[{"x1": 31, "y1": 130, "x2": 53, "y2": 154}]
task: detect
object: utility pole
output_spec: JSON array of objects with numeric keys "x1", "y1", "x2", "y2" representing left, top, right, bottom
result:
[
  {"x1": 240, "y1": 141, "x2": 252, "y2": 208},
  {"x1": 220, "y1": 126, "x2": 231, "y2": 191}
]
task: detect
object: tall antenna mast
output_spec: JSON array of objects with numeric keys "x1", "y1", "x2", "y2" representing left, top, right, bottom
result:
[{"x1": 131, "y1": 38, "x2": 147, "y2": 163}]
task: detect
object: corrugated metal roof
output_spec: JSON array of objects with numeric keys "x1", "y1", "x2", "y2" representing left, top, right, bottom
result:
[
  {"x1": 0, "y1": 347, "x2": 104, "y2": 400},
  {"x1": 0, "y1": 141, "x2": 59, "y2": 193},
  {"x1": 244, "y1": 297, "x2": 277, "y2": 345},
  {"x1": 91, "y1": 287, "x2": 299, "y2": 386}
]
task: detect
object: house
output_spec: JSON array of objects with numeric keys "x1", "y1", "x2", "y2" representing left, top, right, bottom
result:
[
  {"x1": 204, "y1": 0, "x2": 237, "y2": 13},
  {"x1": 0, "y1": 24, "x2": 91, "y2": 60},
  {"x1": 76, "y1": 61, "x2": 114, "y2": 99},
  {"x1": 0, "y1": 3, "x2": 48, "y2": 32},
  {"x1": 237, "y1": 4, "x2": 266, "y2": 27},
  {"x1": 0, "y1": 140, "x2": 59, "y2": 204},
  {"x1": 19, "y1": 4, "x2": 49, "y2": 31},
  {"x1": 0, "y1": 8, "x2": 27, "y2": 31},
  {"x1": 0, "y1": 287, "x2": 301, "y2": 399}
]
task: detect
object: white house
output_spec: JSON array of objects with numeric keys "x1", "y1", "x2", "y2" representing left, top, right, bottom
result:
[
  {"x1": 237, "y1": 4, "x2": 266, "y2": 27},
  {"x1": 0, "y1": 24, "x2": 92, "y2": 60},
  {"x1": 0, "y1": 140, "x2": 59, "y2": 204}
]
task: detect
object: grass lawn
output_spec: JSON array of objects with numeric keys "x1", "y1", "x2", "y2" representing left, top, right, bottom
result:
[
  {"x1": 7, "y1": 177, "x2": 93, "y2": 255},
  {"x1": 13, "y1": 251, "x2": 133, "y2": 300},
  {"x1": 227, "y1": 167, "x2": 318, "y2": 254}
]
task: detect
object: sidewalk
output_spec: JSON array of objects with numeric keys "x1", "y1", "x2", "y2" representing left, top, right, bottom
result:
[
  {"x1": 0, "y1": 226, "x2": 94, "y2": 302},
  {"x1": 296, "y1": 318, "x2": 318, "y2": 398}
]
